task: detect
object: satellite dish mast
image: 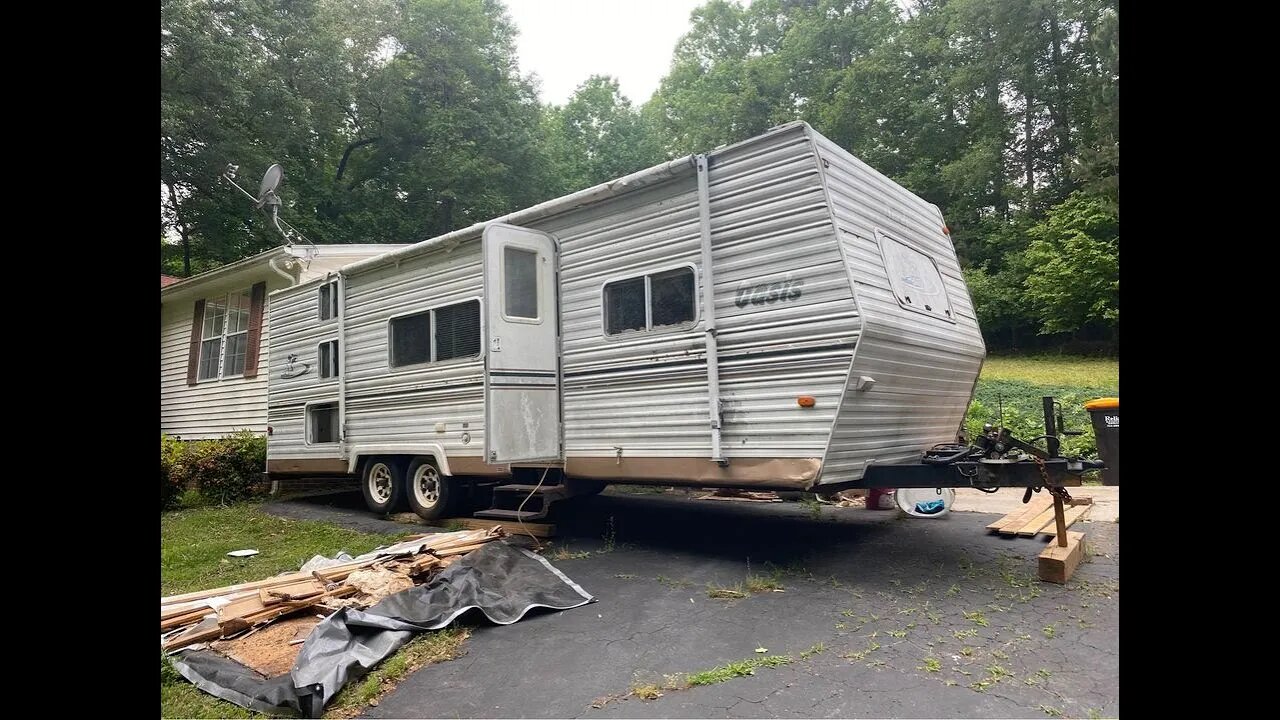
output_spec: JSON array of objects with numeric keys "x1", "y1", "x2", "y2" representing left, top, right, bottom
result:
[{"x1": 220, "y1": 162, "x2": 315, "y2": 248}]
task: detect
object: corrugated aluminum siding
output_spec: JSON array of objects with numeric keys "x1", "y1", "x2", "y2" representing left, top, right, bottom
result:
[
  {"x1": 267, "y1": 246, "x2": 490, "y2": 465},
  {"x1": 543, "y1": 123, "x2": 858, "y2": 461},
  {"x1": 812, "y1": 132, "x2": 986, "y2": 483}
]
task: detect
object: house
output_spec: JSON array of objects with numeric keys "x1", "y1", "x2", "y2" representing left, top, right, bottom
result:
[{"x1": 160, "y1": 244, "x2": 406, "y2": 440}]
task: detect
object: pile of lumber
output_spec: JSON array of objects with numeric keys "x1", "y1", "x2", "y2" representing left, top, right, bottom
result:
[
  {"x1": 986, "y1": 495, "x2": 1093, "y2": 538},
  {"x1": 160, "y1": 527, "x2": 505, "y2": 652}
]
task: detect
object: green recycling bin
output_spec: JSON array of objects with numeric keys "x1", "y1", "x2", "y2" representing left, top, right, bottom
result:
[{"x1": 1085, "y1": 397, "x2": 1119, "y2": 485}]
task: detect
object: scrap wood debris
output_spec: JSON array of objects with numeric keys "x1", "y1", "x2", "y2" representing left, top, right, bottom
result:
[
  {"x1": 697, "y1": 488, "x2": 782, "y2": 503},
  {"x1": 160, "y1": 527, "x2": 505, "y2": 654}
]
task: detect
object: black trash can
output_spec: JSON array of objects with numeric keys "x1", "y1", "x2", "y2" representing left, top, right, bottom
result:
[{"x1": 1085, "y1": 398, "x2": 1119, "y2": 485}]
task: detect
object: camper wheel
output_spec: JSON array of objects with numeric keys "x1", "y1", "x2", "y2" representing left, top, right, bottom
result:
[
  {"x1": 407, "y1": 457, "x2": 454, "y2": 520},
  {"x1": 361, "y1": 457, "x2": 406, "y2": 514}
]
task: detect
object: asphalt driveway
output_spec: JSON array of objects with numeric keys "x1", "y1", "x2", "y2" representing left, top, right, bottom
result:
[{"x1": 265, "y1": 489, "x2": 1119, "y2": 718}]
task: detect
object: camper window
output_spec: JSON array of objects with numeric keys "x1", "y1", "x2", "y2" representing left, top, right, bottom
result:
[
  {"x1": 876, "y1": 230, "x2": 955, "y2": 323},
  {"x1": 603, "y1": 266, "x2": 696, "y2": 335},
  {"x1": 306, "y1": 402, "x2": 339, "y2": 444},
  {"x1": 390, "y1": 311, "x2": 431, "y2": 367},
  {"x1": 318, "y1": 281, "x2": 338, "y2": 321},
  {"x1": 198, "y1": 287, "x2": 251, "y2": 381},
  {"x1": 318, "y1": 340, "x2": 340, "y2": 379},
  {"x1": 503, "y1": 246, "x2": 539, "y2": 320},
  {"x1": 388, "y1": 300, "x2": 482, "y2": 369},
  {"x1": 434, "y1": 300, "x2": 482, "y2": 361}
]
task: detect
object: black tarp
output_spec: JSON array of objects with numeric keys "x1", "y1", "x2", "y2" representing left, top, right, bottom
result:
[{"x1": 170, "y1": 541, "x2": 595, "y2": 717}]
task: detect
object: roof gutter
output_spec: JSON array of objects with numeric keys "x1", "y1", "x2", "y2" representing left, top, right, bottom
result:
[{"x1": 161, "y1": 246, "x2": 292, "y2": 299}]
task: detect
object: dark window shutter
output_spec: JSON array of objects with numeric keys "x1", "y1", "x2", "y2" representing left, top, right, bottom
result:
[
  {"x1": 244, "y1": 282, "x2": 267, "y2": 379},
  {"x1": 186, "y1": 299, "x2": 206, "y2": 386}
]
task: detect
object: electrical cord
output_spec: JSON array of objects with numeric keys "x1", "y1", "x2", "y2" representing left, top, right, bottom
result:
[{"x1": 515, "y1": 467, "x2": 549, "y2": 551}]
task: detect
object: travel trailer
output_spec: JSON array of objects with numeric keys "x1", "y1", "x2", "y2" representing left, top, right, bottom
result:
[{"x1": 264, "y1": 121, "x2": 986, "y2": 520}]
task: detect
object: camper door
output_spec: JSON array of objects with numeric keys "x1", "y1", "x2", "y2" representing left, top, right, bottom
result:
[{"x1": 482, "y1": 223, "x2": 562, "y2": 463}]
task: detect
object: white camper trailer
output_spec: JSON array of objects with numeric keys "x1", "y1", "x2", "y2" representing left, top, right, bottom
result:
[{"x1": 265, "y1": 121, "x2": 986, "y2": 520}]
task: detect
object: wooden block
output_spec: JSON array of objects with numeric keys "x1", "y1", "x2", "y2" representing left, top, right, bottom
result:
[
  {"x1": 1040, "y1": 504, "x2": 1092, "y2": 537},
  {"x1": 1007, "y1": 505, "x2": 1058, "y2": 536},
  {"x1": 444, "y1": 518, "x2": 556, "y2": 538},
  {"x1": 986, "y1": 495, "x2": 1053, "y2": 532},
  {"x1": 1038, "y1": 531, "x2": 1085, "y2": 584},
  {"x1": 1069, "y1": 496, "x2": 1093, "y2": 506},
  {"x1": 260, "y1": 580, "x2": 325, "y2": 604}
]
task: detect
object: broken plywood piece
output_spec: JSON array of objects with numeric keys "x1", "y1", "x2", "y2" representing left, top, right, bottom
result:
[
  {"x1": 211, "y1": 616, "x2": 319, "y2": 677},
  {"x1": 346, "y1": 567, "x2": 415, "y2": 604},
  {"x1": 1038, "y1": 531, "x2": 1086, "y2": 584}
]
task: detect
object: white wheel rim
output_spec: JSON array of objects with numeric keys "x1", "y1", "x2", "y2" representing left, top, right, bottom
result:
[
  {"x1": 368, "y1": 463, "x2": 393, "y2": 504},
  {"x1": 413, "y1": 465, "x2": 441, "y2": 508}
]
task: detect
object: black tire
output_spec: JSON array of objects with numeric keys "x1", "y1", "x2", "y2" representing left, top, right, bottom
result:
[
  {"x1": 406, "y1": 457, "x2": 455, "y2": 520},
  {"x1": 361, "y1": 457, "x2": 406, "y2": 514}
]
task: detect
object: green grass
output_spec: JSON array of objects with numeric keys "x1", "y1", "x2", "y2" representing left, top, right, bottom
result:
[
  {"x1": 161, "y1": 505, "x2": 453, "y2": 719},
  {"x1": 969, "y1": 356, "x2": 1118, "y2": 458},
  {"x1": 686, "y1": 654, "x2": 795, "y2": 686},
  {"x1": 981, "y1": 356, "x2": 1118, "y2": 388},
  {"x1": 324, "y1": 628, "x2": 470, "y2": 717},
  {"x1": 161, "y1": 505, "x2": 409, "y2": 596}
]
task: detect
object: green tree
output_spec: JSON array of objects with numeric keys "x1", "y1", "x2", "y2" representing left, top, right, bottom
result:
[
  {"x1": 543, "y1": 75, "x2": 664, "y2": 194},
  {"x1": 1021, "y1": 190, "x2": 1118, "y2": 336},
  {"x1": 161, "y1": 0, "x2": 555, "y2": 273}
]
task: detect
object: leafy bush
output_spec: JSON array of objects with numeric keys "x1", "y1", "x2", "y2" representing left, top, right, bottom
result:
[
  {"x1": 966, "y1": 378, "x2": 1114, "y2": 460},
  {"x1": 161, "y1": 434, "x2": 187, "y2": 510},
  {"x1": 161, "y1": 430, "x2": 268, "y2": 508}
]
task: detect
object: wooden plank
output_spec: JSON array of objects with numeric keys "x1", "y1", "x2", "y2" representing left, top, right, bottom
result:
[
  {"x1": 1012, "y1": 505, "x2": 1061, "y2": 537},
  {"x1": 161, "y1": 557, "x2": 382, "y2": 606},
  {"x1": 263, "y1": 580, "x2": 325, "y2": 602},
  {"x1": 1040, "y1": 504, "x2": 1092, "y2": 537},
  {"x1": 217, "y1": 594, "x2": 267, "y2": 623},
  {"x1": 986, "y1": 495, "x2": 1054, "y2": 532},
  {"x1": 444, "y1": 517, "x2": 555, "y2": 538},
  {"x1": 160, "y1": 607, "x2": 212, "y2": 631},
  {"x1": 1038, "y1": 531, "x2": 1085, "y2": 584}
]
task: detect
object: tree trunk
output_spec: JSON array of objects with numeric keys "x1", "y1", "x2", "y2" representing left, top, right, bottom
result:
[
  {"x1": 1048, "y1": 10, "x2": 1074, "y2": 180},
  {"x1": 165, "y1": 180, "x2": 192, "y2": 277}
]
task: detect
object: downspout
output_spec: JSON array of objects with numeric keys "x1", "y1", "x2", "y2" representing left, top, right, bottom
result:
[
  {"x1": 336, "y1": 272, "x2": 348, "y2": 457},
  {"x1": 267, "y1": 256, "x2": 294, "y2": 283},
  {"x1": 695, "y1": 154, "x2": 726, "y2": 465}
]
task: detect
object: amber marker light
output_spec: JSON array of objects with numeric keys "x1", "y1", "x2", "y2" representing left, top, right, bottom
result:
[{"x1": 797, "y1": 396, "x2": 816, "y2": 408}]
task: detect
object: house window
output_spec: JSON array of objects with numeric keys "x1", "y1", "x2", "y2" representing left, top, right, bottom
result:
[
  {"x1": 318, "y1": 340, "x2": 340, "y2": 379},
  {"x1": 198, "y1": 288, "x2": 252, "y2": 381},
  {"x1": 307, "y1": 402, "x2": 339, "y2": 444},
  {"x1": 389, "y1": 300, "x2": 481, "y2": 368},
  {"x1": 318, "y1": 281, "x2": 338, "y2": 320},
  {"x1": 603, "y1": 267, "x2": 696, "y2": 336}
]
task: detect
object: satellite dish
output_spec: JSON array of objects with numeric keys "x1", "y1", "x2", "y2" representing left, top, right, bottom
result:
[{"x1": 257, "y1": 164, "x2": 283, "y2": 206}]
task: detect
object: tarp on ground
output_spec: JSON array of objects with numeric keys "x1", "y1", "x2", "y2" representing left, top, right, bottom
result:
[{"x1": 170, "y1": 541, "x2": 595, "y2": 717}]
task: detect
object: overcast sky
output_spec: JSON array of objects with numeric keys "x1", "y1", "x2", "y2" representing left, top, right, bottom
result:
[{"x1": 501, "y1": 0, "x2": 709, "y2": 106}]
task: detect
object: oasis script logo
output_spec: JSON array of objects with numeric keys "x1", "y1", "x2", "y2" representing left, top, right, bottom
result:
[
  {"x1": 281, "y1": 354, "x2": 311, "y2": 379},
  {"x1": 735, "y1": 274, "x2": 804, "y2": 308}
]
